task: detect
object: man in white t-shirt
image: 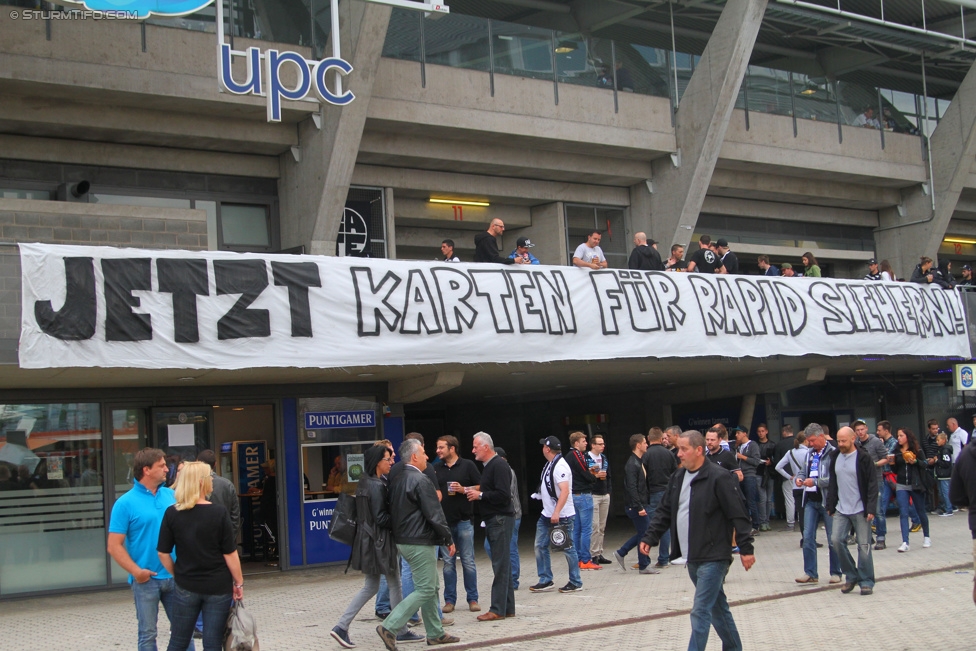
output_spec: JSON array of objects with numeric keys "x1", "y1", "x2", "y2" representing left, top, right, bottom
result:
[
  {"x1": 947, "y1": 418, "x2": 969, "y2": 463},
  {"x1": 572, "y1": 231, "x2": 608, "y2": 270},
  {"x1": 530, "y1": 436, "x2": 582, "y2": 593}
]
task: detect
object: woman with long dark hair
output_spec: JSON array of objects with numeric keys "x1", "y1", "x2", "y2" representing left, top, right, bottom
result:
[
  {"x1": 157, "y1": 461, "x2": 243, "y2": 651},
  {"x1": 331, "y1": 446, "x2": 421, "y2": 648},
  {"x1": 890, "y1": 428, "x2": 931, "y2": 552},
  {"x1": 801, "y1": 252, "x2": 821, "y2": 277}
]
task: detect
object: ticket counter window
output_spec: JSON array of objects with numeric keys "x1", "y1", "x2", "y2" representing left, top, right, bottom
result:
[
  {"x1": 298, "y1": 397, "x2": 381, "y2": 564},
  {"x1": 0, "y1": 403, "x2": 105, "y2": 596}
]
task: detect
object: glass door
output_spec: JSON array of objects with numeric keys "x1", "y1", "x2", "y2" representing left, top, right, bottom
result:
[
  {"x1": 106, "y1": 406, "x2": 148, "y2": 585},
  {"x1": 151, "y1": 408, "x2": 213, "y2": 486}
]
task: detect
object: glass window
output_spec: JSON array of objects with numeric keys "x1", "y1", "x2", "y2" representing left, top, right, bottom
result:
[
  {"x1": 108, "y1": 407, "x2": 147, "y2": 584},
  {"x1": 424, "y1": 13, "x2": 490, "y2": 72},
  {"x1": 220, "y1": 204, "x2": 271, "y2": 249},
  {"x1": 491, "y1": 22, "x2": 554, "y2": 81},
  {"x1": 0, "y1": 403, "x2": 105, "y2": 595},
  {"x1": 298, "y1": 397, "x2": 379, "y2": 503},
  {"x1": 0, "y1": 188, "x2": 52, "y2": 200},
  {"x1": 383, "y1": 7, "x2": 422, "y2": 62},
  {"x1": 565, "y1": 205, "x2": 627, "y2": 269}
]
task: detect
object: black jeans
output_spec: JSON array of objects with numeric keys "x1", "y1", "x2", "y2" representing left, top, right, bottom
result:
[{"x1": 484, "y1": 514, "x2": 516, "y2": 616}]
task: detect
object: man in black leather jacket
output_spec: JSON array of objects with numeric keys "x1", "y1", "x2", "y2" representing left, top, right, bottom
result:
[{"x1": 378, "y1": 439, "x2": 458, "y2": 650}]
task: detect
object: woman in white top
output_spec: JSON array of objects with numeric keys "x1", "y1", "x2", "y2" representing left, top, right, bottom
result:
[
  {"x1": 775, "y1": 432, "x2": 809, "y2": 539},
  {"x1": 879, "y1": 259, "x2": 895, "y2": 282}
]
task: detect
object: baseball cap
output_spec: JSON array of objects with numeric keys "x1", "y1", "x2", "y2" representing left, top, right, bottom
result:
[
  {"x1": 868, "y1": 258, "x2": 877, "y2": 265},
  {"x1": 964, "y1": 264, "x2": 972, "y2": 271},
  {"x1": 517, "y1": 237, "x2": 535, "y2": 248},
  {"x1": 716, "y1": 238, "x2": 729, "y2": 248},
  {"x1": 539, "y1": 436, "x2": 562, "y2": 450}
]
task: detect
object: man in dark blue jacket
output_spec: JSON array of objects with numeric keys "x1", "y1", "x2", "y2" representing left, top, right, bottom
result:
[
  {"x1": 949, "y1": 436, "x2": 976, "y2": 606},
  {"x1": 641, "y1": 430, "x2": 755, "y2": 651}
]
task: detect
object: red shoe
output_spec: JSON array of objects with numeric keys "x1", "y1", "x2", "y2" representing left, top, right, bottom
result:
[{"x1": 580, "y1": 561, "x2": 602, "y2": 570}]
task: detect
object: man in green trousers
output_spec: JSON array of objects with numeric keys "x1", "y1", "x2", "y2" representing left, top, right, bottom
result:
[{"x1": 378, "y1": 438, "x2": 459, "y2": 650}]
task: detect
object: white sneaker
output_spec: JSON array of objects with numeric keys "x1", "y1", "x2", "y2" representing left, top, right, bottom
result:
[
  {"x1": 922, "y1": 537, "x2": 931, "y2": 548},
  {"x1": 897, "y1": 542, "x2": 909, "y2": 553},
  {"x1": 671, "y1": 557, "x2": 687, "y2": 565}
]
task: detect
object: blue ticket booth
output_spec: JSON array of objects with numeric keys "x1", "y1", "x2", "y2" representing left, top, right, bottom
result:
[{"x1": 282, "y1": 397, "x2": 403, "y2": 567}]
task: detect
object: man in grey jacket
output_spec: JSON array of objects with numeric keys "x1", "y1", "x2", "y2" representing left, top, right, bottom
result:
[
  {"x1": 794, "y1": 423, "x2": 842, "y2": 585},
  {"x1": 197, "y1": 449, "x2": 240, "y2": 542},
  {"x1": 734, "y1": 427, "x2": 761, "y2": 535}
]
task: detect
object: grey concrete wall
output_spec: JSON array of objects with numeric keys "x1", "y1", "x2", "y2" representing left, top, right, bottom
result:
[
  {"x1": 0, "y1": 199, "x2": 209, "y2": 249},
  {"x1": 512, "y1": 202, "x2": 566, "y2": 266}
]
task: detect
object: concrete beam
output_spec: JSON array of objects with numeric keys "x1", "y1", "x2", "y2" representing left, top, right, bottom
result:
[
  {"x1": 709, "y1": 168, "x2": 902, "y2": 209},
  {"x1": 0, "y1": 134, "x2": 279, "y2": 178},
  {"x1": 389, "y1": 372, "x2": 464, "y2": 403},
  {"x1": 353, "y1": 165, "x2": 631, "y2": 206},
  {"x1": 648, "y1": 0, "x2": 769, "y2": 249},
  {"x1": 701, "y1": 196, "x2": 878, "y2": 227},
  {"x1": 876, "y1": 59, "x2": 976, "y2": 276},
  {"x1": 656, "y1": 366, "x2": 827, "y2": 404},
  {"x1": 278, "y1": 2, "x2": 392, "y2": 255}
]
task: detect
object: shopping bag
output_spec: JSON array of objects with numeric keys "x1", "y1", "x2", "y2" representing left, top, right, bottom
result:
[{"x1": 224, "y1": 599, "x2": 259, "y2": 651}]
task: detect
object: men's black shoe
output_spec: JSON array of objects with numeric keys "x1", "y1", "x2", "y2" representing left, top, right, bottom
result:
[
  {"x1": 376, "y1": 611, "x2": 390, "y2": 620},
  {"x1": 595, "y1": 555, "x2": 613, "y2": 565},
  {"x1": 558, "y1": 582, "x2": 583, "y2": 593},
  {"x1": 528, "y1": 581, "x2": 554, "y2": 592},
  {"x1": 874, "y1": 539, "x2": 886, "y2": 551},
  {"x1": 816, "y1": 542, "x2": 824, "y2": 548}
]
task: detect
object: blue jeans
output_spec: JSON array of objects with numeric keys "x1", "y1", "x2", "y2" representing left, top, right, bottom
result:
[
  {"x1": 938, "y1": 479, "x2": 953, "y2": 513},
  {"x1": 535, "y1": 515, "x2": 581, "y2": 587},
  {"x1": 647, "y1": 491, "x2": 671, "y2": 565},
  {"x1": 741, "y1": 476, "x2": 760, "y2": 529},
  {"x1": 485, "y1": 517, "x2": 521, "y2": 589},
  {"x1": 571, "y1": 494, "x2": 594, "y2": 563},
  {"x1": 165, "y1": 585, "x2": 232, "y2": 651},
  {"x1": 802, "y1": 499, "x2": 840, "y2": 579},
  {"x1": 686, "y1": 560, "x2": 741, "y2": 651},
  {"x1": 896, "y1": 489, "x2": 930, "y2": 543},
  {"x1": 442, "y1": 520, "x2": 478, "y2": 605},
  {"x1": 131, "y1": 578, "x2": 194, "y2": 651},
  {"x1": 618, "y1": 506, "x2": 650, "y2": 569},
  {"x1": 830, "y1": 511, "x2": 875, "y2": 588},
  {"x1": 876, "y1": 482, "x2": 891, "y2": 539}
]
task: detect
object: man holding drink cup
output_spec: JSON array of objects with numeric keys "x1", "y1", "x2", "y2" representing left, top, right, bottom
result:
[{"x1": 434, "y1": 436, "x2": 482, "y2": 613}]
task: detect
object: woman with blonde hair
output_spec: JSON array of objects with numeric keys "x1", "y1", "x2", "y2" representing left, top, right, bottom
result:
[{"x1": 157, "y1": 461, "x2": 243, "y2": 651}]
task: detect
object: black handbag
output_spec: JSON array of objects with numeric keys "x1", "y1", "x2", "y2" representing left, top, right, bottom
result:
[
  {"x1": 329, "y1": 492, "x2": 358, "y2": 546},
  {"x1": 549, "y1": 522, "x2": 570, "y2": 550}
]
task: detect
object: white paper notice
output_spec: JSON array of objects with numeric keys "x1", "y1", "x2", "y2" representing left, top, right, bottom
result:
[{"x1": 168, "y1": 423, "x2": 196, "y2": 447}]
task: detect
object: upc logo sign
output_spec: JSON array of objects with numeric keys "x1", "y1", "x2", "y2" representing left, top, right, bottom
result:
[
  {"x1": 61, "y1": 0, "x2": 217, "y2": 19},
  {"x1": 218, "y1": 44, "x2": 355, "y2": 122}
]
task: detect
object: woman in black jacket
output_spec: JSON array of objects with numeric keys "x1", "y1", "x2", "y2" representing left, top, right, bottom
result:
[
  {"x1": 331, "y1": 446, "x2": 419, "y2": 648},
  {"x1": 890, "y1": 428, "x2": 931, "y2": 553}
]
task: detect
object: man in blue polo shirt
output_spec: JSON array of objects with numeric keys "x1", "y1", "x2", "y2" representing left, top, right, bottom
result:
[{"x1": 107, "y1": 448, "x2": 190, "y2": 651}]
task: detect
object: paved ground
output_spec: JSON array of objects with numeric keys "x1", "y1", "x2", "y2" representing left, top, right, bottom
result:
[{"x1": 3, "y1": 513, "x2": 974, "y2": 651}]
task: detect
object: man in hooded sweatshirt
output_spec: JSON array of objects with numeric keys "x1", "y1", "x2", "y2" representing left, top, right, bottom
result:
[{"x1": 628, "y1": 232, "x2": 664, "y2": 271}]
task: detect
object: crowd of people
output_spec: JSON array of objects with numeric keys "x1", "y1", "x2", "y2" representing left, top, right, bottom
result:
[
  {"x1": 107, "y1": 417, "x2": 976, "y2": 651},
  {"x1": 438, "y1": 220, "x2": 974, "y2": 288}
]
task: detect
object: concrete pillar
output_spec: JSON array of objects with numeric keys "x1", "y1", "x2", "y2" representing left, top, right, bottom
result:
[
  {"x1": 278, "y1": 2, "x2": 392, "y2": 255},
  {"x1": 383, "y1": 187, "x2": 397, "y2": 259},
  {"x1": 739, "y1": 393, "x2": 757, "y2": 433},
  {"x1": 648, "y1": 0, "x2": 769, "y2": 249},
  {"x1": 876, "y1": 59, "x2": 976, "y2": 277},
  {"x1": 515, "y1": 202, "x2": 566, "y2": 265}
]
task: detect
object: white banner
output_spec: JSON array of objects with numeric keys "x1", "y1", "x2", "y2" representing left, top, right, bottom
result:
[{"x1": 18, "y1": 243, "x2": 972, "y2": 370}]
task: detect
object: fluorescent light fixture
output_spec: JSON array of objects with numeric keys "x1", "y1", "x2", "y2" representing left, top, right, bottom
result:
[
  {"x1": 429, "y1": 198, "x2": 490, "y2": 207},
  {"x1": 555, "y1": 41, "x2": 577, "y2": 54},
  {"x1": 358, "y1": 373, "x2": 374, "y2": 377},
  {"x1": 944, "y1": 237, "x2": 976, "y2": 244},
  {"x1": 510, "y1": 371, "x2": 526, "y2": 376},
  {"x1": 799, "y1": 88, "x2": 817, "y2": 95}
]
